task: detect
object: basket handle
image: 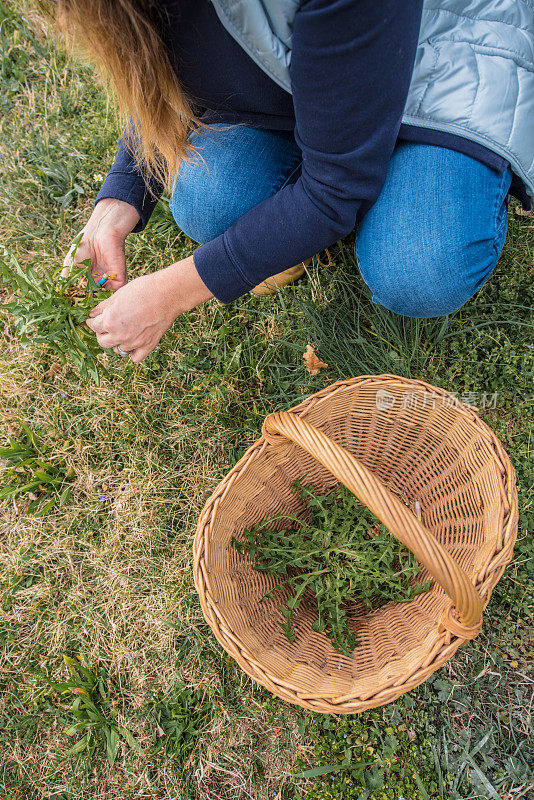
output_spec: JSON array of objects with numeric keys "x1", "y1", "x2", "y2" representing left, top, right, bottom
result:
[{"x1": 263, "y1": 411, "x2": 483, "y2": 633}]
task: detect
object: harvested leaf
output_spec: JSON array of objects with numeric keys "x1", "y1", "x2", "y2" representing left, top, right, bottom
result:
[{"x1": 303, "y1": 344, "x2": 328, "y2": 375}]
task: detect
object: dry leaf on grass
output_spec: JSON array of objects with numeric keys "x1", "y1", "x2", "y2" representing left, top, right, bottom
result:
[
  {"x1": 45, "y1": 362, "x2": 64, "y2": 378},
  {"x1": 303, "y1": 344, "x2": 328, "y2": 375}
]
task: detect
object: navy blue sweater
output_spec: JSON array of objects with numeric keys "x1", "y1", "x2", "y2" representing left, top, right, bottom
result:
[{"x1": 96, "y1": 0, "x2": 513, "y2": 303}]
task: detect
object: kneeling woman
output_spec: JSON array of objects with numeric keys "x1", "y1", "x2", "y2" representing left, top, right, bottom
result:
[{"x1": 57, "y1": 0, "x2": 533, "y2": 363}]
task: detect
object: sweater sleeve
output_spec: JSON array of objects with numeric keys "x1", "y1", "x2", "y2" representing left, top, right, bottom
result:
[
  {"x1": 95, "y1": 132, "x2": 165, "y2": 233},
  {"x1": 193, "y1": 0, "x2": 423, "y2": 303}
]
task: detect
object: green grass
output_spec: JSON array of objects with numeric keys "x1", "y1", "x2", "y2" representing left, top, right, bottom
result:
[{"x1": 0, "y1": 2, "x2": 532, "y2": 799}]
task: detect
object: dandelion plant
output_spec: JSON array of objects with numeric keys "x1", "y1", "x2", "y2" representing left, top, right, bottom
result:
[
  {"x1": 0, "y1": 424, "x2": 75, "y2": 516},
  {"x1": 0, "y1": 232, "x2": 112, "y2": 384}
]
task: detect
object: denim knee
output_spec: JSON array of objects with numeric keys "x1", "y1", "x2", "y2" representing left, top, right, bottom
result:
[
  {"x1": 168, "y1": 125, "x2": 302, "y2": 245},
  {"x1": 169, "y1": 175, "x2": 228, "y2": 245},
  {"x1": 357, "y1": 244, "x2": 491, "y2": 318},
  {"x1": 356, "y1": 212, "x2": 508, "y2": 319},
  {"x1": 354, "y1": 143, "x2": 512, "y2": 318}
]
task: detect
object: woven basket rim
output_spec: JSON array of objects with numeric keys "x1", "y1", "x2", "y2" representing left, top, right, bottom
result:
[{"x1": 193, "y1": 375, "x2": 518, "y2": 713}]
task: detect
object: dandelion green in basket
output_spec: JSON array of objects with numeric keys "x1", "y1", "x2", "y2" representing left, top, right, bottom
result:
[{"x1": 232, "y1": 481, "x2": 433, "y2": 656}]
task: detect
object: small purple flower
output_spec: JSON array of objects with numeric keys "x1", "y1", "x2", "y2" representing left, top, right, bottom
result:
[
  {"x1": 99, "y1": 495, "x2": 106, "y2": 502},
  {"x1": 60, "y1": 392, "x2": 67, "y2": 398}
]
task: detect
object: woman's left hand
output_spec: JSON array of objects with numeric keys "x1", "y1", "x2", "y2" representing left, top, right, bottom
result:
[{"x1": 85, "y1": 255, "x2": 213, "y2": 363}]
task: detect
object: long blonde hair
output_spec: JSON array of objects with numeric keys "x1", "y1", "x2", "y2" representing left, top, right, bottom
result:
[{"x1": 55, "y1": 0, "x2": 199, "y2": 190}]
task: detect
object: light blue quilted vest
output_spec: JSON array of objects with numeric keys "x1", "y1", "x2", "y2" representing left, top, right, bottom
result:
[{"x1": 211, "y1": 0, "x2": 534, "y2": 202}]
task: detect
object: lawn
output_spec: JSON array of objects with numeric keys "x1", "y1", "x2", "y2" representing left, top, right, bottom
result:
[{"x1": 0, "y1": 3, "x2": 532, "y2": 799}]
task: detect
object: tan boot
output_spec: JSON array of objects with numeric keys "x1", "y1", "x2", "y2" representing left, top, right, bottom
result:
[{"x1": 251, "y1": 259, "x2": 310, "y2": 297}]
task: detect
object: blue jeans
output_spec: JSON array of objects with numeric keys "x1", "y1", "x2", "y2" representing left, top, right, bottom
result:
[{"x1": 170, "y1": 125, "x2": 512, "y2": 318}]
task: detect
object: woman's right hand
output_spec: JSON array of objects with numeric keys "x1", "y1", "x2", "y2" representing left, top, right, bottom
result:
[{"x1": 62, "y1": 198, "x2": 141, "y2": 291}]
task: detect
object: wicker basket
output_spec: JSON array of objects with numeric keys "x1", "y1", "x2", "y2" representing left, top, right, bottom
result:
[{"x1": 193, "y1": 375, "x2": 518, "y2": 713}]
